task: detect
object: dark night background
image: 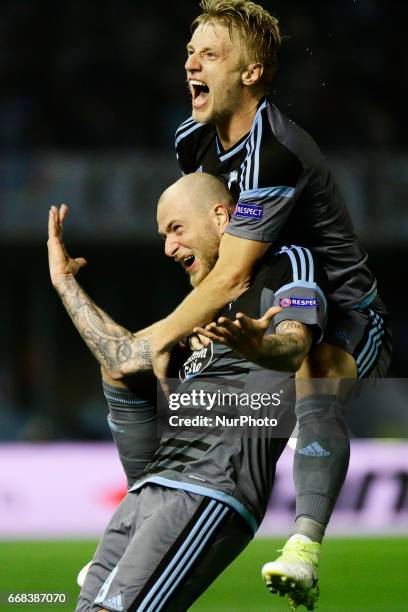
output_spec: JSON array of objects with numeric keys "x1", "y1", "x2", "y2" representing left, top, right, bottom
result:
[{"x1": 0, "y1": 0, "x2": 407, "y2": 440}]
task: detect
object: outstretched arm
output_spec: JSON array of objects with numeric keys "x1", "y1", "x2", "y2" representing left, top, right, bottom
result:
[
  {"x1": 48, "y1": 204, "x2": 154, "y2": 378},
  {"x1": 195, "y1": 307, "x2": 312, "y2": 373},
  {"x1": 151, "y1": 234, "x2": 270, "y2": 379}
]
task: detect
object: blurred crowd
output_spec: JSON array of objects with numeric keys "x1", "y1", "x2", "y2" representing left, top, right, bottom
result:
[
  {"x1": 0, "y1": 0, "x2": 405, "y2": 151},
  {"x1": 0, "y1": 0, "x2": 406, "y2": 441}
]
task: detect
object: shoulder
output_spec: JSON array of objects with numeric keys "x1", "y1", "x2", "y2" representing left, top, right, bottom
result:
[
  {"x1": 262, "y1": 98, "x2": 324, "y2": 169},
  {"x1": 175, "y1": 116, "x2": 204, "y2": 145},
  {"x1": 243, "y1": 99, "x2": 303, "y2": 188},
  {"x1": 175, "y1": 116, "x2": 214, "y2": 173},
  {"x1": 260, "y1": 245, "x2": 326, "y2": 290},
  {"x1": 242, "y1": 98, "x2": 328, "y2": 192}
]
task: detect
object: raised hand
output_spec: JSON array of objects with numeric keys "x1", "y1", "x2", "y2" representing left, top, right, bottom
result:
[
  {"x1": 47, "y1": 204, "x2": 87, "y2": 286},
  {"x1": 193, "y1": 306, "x2": 282, "y2": 362}
]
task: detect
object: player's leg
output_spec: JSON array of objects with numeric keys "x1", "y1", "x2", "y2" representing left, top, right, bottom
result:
[
  {"x1": 262, "y1": 343, "x2": 354, "y2": 610},
  {"x1": 165, "y1": 509, "x2": 252, "y2": 611},
  {"x1": 291, "y1": 342, "x2": 356, "y2": 543},
  {"x1": 87, "y1": 485, "x2": 251, "y2": 612},
  {"x1": 76, "y1": 491, "x2": 139, "y2": 612},
  {"x1": 292, "y1": 301, "x2": 391, "y2": 540},
  {"x1": 262, "y1": 300, "x2": 392, "y2": 609}
]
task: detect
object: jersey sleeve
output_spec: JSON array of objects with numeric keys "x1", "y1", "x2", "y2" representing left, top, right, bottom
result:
[
  {"x1": 260, "y1": 246, "x2": 328, "y2": 343},
  {"x1": 225, "y1": 104, "x2": 305, "y2": 243}
]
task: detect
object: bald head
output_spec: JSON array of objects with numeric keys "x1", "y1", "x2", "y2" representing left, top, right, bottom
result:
[
  {"x1": 157, "y1": 172, "x2": 235, "y2": 287},
  {"x1": 158, "y1": 172, "x2": 235, "y2": 217}
]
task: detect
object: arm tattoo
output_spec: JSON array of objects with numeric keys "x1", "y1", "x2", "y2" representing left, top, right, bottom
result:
[
  {"x1": 56, "y1": 275, "x2": 152, "y2": 374},
  {"x1": 254, "y1": 319, "x2": 312, "y2": 372},
  {"x1": 84, "y1": 305, "x2": 129, "y2": 340},
  {"x1": 276, "y1": 320, "x2": 304, "y2": 335}
]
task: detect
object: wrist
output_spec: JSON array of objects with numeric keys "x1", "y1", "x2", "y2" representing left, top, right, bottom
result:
[
  {"x1": 52, "y1": 272, "x2": 75, "y2": 291},
  {"x1": 150, "y1": 320, "x2": 177, "y2": 355}
]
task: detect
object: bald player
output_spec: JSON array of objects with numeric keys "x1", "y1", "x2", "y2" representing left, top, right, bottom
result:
[{"x1": 48, "y1": 172, "x2": 327, "y2": 611}]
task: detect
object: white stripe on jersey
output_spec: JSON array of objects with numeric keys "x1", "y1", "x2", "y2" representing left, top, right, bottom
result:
[
  {"x1": 242, "y1": 123, "x2": 256, "y2": 191},
  {"x1": 356, "y1": 311, "x2": 384, "y2": 377},
  {"x1": 279, "y1": 245, "x2": 315, "y2": 283},
  {"x1": 240, "y1": 99, "x2": 267, "y2": 192},
  {"x1": 304, "y1": 247, "x2": 315, "y2": 283},
  {"x1": 282, "y1": 247, "x2": 299, "y2": 282},
  {"x1": 359, "y1": 333, "x2": 384, "y2": 377},
  {"x1": 175, "y1": 116, "x2": 196, "y2": 135},
  {"x1": 175, "y1": 121, "x2": 204, "y2": 146},
  {"x1": 219, "y1": 137, "x2": 248, "y2": 162},
  {"x1": 253, "y1": 112, "x2": 263, "y2": 189},
  {"x1": 292, "y1": 246, "x2": 307, "y2": 282}
]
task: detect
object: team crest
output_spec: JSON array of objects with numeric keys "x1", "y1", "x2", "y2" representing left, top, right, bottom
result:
[
  {"x1": 179, "y1": 342, "x2": 214, "y2": 382},
  {"x1": 228, "y1": 170, "x2": 238, "y2": 188}
]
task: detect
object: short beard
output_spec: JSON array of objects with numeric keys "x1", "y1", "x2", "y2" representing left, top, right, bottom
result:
[{"x1": 189, "y1": 253, "x2": 218, "y2": 287}]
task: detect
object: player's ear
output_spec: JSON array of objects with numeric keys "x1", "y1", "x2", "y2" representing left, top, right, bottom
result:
[
  {"x1": 213, "y1": 204, "x2": 230, "y2": 233},
  {"x1": 241, "y1": 63, "x2": 263, "y2": 87}
]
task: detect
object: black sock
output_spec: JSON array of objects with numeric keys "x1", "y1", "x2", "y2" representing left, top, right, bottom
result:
[{"x1": 294, "y1": 394, "x2": 350, "y2": 529}]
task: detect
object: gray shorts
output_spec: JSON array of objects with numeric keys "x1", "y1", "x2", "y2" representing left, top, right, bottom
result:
[
  {"x1": 77, "y1": 485, "x2": 252, "y2": 612},
  {"x1": 324, "y1": 296, "x2": 392, "y2": 378}
]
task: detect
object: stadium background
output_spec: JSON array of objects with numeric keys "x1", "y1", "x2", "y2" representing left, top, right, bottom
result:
[{"x1": 1, "y1": 1, "x2": 407, "y2": 610}]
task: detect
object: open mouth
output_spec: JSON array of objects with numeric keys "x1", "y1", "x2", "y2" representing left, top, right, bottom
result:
[
  {"x1": 190, "y1": 80, "x2": 210, "y2": 109},
  {"x1": 182, "y1": 255, "x2": 196, "y2": 271}
]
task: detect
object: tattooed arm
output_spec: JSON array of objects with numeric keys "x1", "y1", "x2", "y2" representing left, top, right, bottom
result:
[
  {"x1": 48, "y1": 204, "x2": 153, "y2": 378},
  {"x1": 56, "y1": 276, "x2": 152, "y2": 377},
  {"x1": 194, "y1": 307, "x2": 312, "y2": 373},
  {"x1": 259, "y1": 319, "x2": 312, "y2": 372}
]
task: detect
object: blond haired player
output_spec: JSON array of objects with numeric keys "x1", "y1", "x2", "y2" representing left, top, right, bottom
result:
[{"x1": 146, "y1": 1, "x2": 391, "y2": 609}]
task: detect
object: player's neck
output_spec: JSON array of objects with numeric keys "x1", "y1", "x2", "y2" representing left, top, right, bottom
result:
[{"x1": 216, "y1": 96, "x2": 261, "y2": 151}]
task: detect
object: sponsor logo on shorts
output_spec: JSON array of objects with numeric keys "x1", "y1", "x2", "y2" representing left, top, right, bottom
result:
[
  {"x1": 279, "y1": 297, "x2": 319, "y2": 309},
  {"x1": 233, "y1": 202, "x2": 263, "y2": 219},
  {"x1": 103, "y1": 595, "x2": 123, "y2": 611}
]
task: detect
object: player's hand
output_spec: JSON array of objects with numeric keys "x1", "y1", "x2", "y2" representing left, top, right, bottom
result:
[
  {"x1": 193, "y1": 306, "x2": 282, "y2": 362},
  {"x1": 189, "y1": 333, "x2": 210, "y2": 350},
  {"x1": 47, "y1": 204, "x2": 87, "y2": 286}
]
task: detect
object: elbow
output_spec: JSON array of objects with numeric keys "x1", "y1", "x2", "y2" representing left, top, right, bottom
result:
[
  {"x1": 226, "y1": 265, "x2": 252, "y2": 292},
  {"x1": 211, "y1": 267, "x2": 251, "y2": 298}
]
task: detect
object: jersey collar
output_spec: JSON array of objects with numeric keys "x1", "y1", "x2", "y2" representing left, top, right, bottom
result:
[{"x1": 215, "y1": 97, "x2": 267, "y2": 162}]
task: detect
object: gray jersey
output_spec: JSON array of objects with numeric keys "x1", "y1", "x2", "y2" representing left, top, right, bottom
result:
[
  {"x1": 130, "y1": 246, "x2": 327, "y2": 532},
  {"x1": 176, "y1": 97, "x2": 377, "y2": 309}
]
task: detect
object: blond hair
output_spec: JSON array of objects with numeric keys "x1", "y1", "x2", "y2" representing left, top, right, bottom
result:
[{"x1": 192, "y1": 0, "x2": 281, "y2": 92}]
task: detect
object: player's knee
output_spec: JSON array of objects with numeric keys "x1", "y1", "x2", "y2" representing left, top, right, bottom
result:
[
  {"x1": 288, "y1": 354, "x2": 307, "y2": 373},
  {"x1": 300, "y1": 343, "x2": 357, "y2": 379}
]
